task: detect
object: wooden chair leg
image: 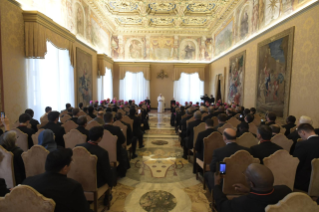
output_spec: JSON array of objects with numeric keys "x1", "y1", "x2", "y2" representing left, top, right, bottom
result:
[
  {"x1": 196, "y1": 162, "x2": 199, "y2": 180},
  {"x1": 94, "y1": 192, "x2": 98, "y2": 212},
  {"x1": 203, "y1": 170, "x2": 206, "y2": 189}
]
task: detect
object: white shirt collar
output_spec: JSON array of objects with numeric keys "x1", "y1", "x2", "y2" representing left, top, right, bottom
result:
[{"x1": 307, "y1": 135, "x2": 318, "y2": 140}]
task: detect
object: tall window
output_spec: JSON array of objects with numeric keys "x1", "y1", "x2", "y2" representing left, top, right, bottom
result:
[
  {"x1": 173, "y1": 72, "x2": 204, "y2": 104},
  {"x1": 27, "y1": 41, "x2": 74, "y2": 121},
  {"x1": 119, "y1": 72, "x2": 150, "y2": 103},
  {"x1": 97, "y1": 68, "x2": 113, "y2": 101}
]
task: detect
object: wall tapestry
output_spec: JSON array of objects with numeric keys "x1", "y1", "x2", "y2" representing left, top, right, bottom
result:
[{"x1": 256, "y1": 27, "x2": 294, "y2": 118}]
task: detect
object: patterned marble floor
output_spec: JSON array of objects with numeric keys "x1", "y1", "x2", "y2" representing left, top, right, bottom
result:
[{"x1": 95, "y1": 112, "x2": 210, "y2": 212}]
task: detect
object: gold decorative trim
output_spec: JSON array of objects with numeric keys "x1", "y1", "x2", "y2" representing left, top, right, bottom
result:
[
  {"x1": 97, "y1": 54, "x2": 114, "y2": 64},
  {"x1": 7, "y1": 0, "x2": 21, "y2": 8},
  {"x1": 116, "y1": 62, "x2": 151, "y2": 67},
  {"x1": 76, "y1": 39, "x2": 97, "y2": 53}
]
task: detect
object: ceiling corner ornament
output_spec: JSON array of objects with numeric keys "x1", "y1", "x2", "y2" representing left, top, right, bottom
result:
[{"x1": 157, "y1": 70, "x2": 169, "y2": 79}]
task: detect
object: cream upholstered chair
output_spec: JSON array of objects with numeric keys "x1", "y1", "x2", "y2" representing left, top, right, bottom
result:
[
  {"x1": 78, "y1": 110, "x2": 86, "y2": 116},
  {"x1": 196, "y1": 132, "x2": 225, "y2": 188},
  {"x1": 86, "y1": 120, "x2": 101, "y2": 131},
  {"x1": 186, "y1": 117, "x2": 195, "y2": 128},
  {"x1": 263, "y1": 150, "x2": 299, "y2": 190},
  {"x1": 217, "y1": 123, "x2": 235, "y2": 134},
  {"x1": 40, "y1": 115, "x2": 49, "y2": 125},
  {"x1": 236, "y1": 132, "x2": 258, "y2": 148},
  {"x1": 118, "y1": 109, "x2": 126, "y2": 116},
  {"x1": 248, "y1": 122, "x2": 258, "y2": 135},
  {"x1": 12, "y1": 128, "x2": 28, "y2": 151},
  {"x1": 99, "y1": 130, "x2": 118, "y2": 166},
  {"x1": 21, "y1": 145, "x2": 49, "y2": 178},
  {"x1": 201, "y1": 113, "x2": 208, "y2": 121},
  {"x1": 223, "y1": 150, "x2": 260, "y2": 196},
  {"x1": 60, "y1": 110, "x2": 68, "y2": 117},
  {"x1": 60, "y1": 114, "x2": 71, "y2": 124},
  {"x1": 192, "y1": 122, "x2": 206, "y2": 151},
  {"x1": 121, "y1": 116, "x2": 133, "y2": 133},
  {"x1": 0, "y1": 185, "x2": 56, "y2": 212},
  {"x1": 64, "y1": 129, "x2": 87, "y2": 149},
  {"x1": 271, "y1": 134, "x2": 293, "y2": 152},
  {"x1": 32, "y1": 129, "x2": 45, "y2": 145},
  {"x1": 113, "y1": 120, "x2": 130, "y2": 151},
  {"x1": 265, "y1": 192, "x2": 319, "y2": 212},
  {"x1": 86, "y1": 115, "x2": 93, "y2": 122},
  {"x1": 308, "y1": 158, "x2": 319, "y2": 197},
  {"x1": 290, "y1": 127, "x2": 296, "y2": 134},
  {"x1": 0, "y1": 145, "x2": 15, "y2": 188},
  {"x1": 211, "y1": 116, "x2": 218, "y2": 128},
  {"x1": 181, "y1": 114, "x2": 188, "y2": 120},
  {"x1": 227, "y1": 117, "x2": 241, "y2": 128},
  {"x1": 68, "y1": 147, "x2": 110, "y2": 212},
  {"x1": 62, "y1": 120, "x2": 78, "y2": 133},
  {"x1": 253, "y1": 114, "x2": 261, "y2": 126}
]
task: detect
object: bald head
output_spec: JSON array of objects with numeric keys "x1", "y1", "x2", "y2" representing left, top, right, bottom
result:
[
  {"x1": 245, "y1": 163, "x2": 274, "y2": 191},
  {"x1": 298, "y1": 115, "x2": 312, "y2": 126},
  {"x1": 223, "y1": 128, "x2": 237, "y2": 142},
  {"x1": 194, "y1": 111, "x2": 202, "y2": 120}
]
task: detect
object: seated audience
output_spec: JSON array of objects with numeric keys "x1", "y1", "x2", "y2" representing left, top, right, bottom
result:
[
  {"x1": 203, "y1": 106, "x2": 215, "y2": 122},
  {"x1": 65, "y1": 103, "x2": 73, "y2": 116},
  {"x1": 213, "y1": 163, "x2": 292, "y2": 212},
  {"x1": 17, "y1": 113, "x2": 36, "y2": 148},
  {"x1": 1, "y1": 131, "x2": 26, "y2": 184},
  {"x1": 0, "y1": 178, "x2": 10, "y2": 197},
  {"x1": 282, "y1": 115, "x2": 296, "y2": 136},
  {"x1": 250, "y1": 107, "x2": 256, "y2": 115},
  {"x1": 293, "y1": 123, "x2": 319, "y2": 192},
  {"x1": 204, "y1": 128, "x2": 250, "y2": 191},
  {"x1": 180, "y1": 108, "x2": 193, "y2": 138},
  {"x1": 25, "y1": 109, "x2": 39, "y2": 132},
  {"x1": 236, "y1": 122, "x2": 252, "y2": 137},
  {"x1": 78, "y1": 102, "x2": 83, "y2": 110},
  {"x1": 76, "y1": 115, "x2": 90, "y2": 141},
  {"x1": 250, "y1": 125, "x2": 282, "y2": 164},
  {"x1": 270, "y1": 124, "x2": 281, "y2": 137},
  {"x1": 77, "y1": 126, "x2": 114, "y2": 188},
  {"x1": 263, "y1": 112, "x2": 276, "y2": 126},
  {"x1": 129, "y1": 108, "x2": 145, "y2": 149},
  {"x1": 94, "y1": 110, "x2": 105, "y2": 125},
  {"x1": 244, "y1": 114, "x2": 254, "y2": 124},
  {"x1": 42, "y1": 111, "x2": 66, "y2": 147},
  {"x1": 225, "y1": 108, "x2": 234, "y2": 120},
  {"x1": 175, "y1": 106, "x2": 185, "y2": 131},
  {"x1": 70, "y1": 108, "x2": 80, "y2": 124},
  {"x1": 183, "y1": 111, "x2": 202, "y2": 159},
  {"x1": 23, "y1": 148, "x2": 91, "y2": 212},
  {"x1": 38, "y1": 129, "x2": 58, "y2": 152},
  {"x1": 214, "y1": 113, "x2": 227, "y2": 131},
  {"x1": 40, "y1": 106, "x2": 52, "y2": 122},
  {"x1": 0, "y1": 115, "x2": 10, "y2": 136},
  {"x1": 88, "y1": 106, "x2": 96, "y2": 119}
]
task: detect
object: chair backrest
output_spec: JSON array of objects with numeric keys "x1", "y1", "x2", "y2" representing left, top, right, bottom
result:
[
  {"x1": 263, "y1": 150, "x2": 299, "y2": 190},
  {"x1": 118, "y1": 109, "x2": 126, "y2": 116},
  {"x1": 85, "y1": 120, "x2": 101, "y2": 131},
  {"x1": 290, "y1": 127, "x2": 296, "y2": 134},
  {"x1": 248, "y1": 122, "x2": 258, "y2": 135},
  {"x1": 181, "y1": 114, "x2": 188, "y2": 120},
  {"x1": 32, "y1": 129, "x2": 45, "y2": 145},
  {"x1": 186, "y1": 117, "x2": 195, "y2": 128},
  {"x1": 265, "y1": 192, "x2": 319, "y2": 212},
  {"x1": 99, "y1": 130, "x2": 118, "y2": 163},
  {"x1": 203, "y1": 132, "x2": 225, "y2": 164},
  {"x1": 78, "y1": 110, "x2": 86, "y2": 116},
  {"x1": 0, "y1": 146, "x2": 15, "y2": 188},
  {"x1": 67, "y1": 147, "x2": 97, "y2": 192},
  {"x1": 121, "y1": 116, "x2": 133, "y2": 132},
  {"x1": 62, "y1": 120, "x2": 78, "y2": 134},
  {"x1": 193, "y1": 122, "x2": 206, "y2": 147},
  {"x1": 60, "y1": 114, "x2": 71, "y2": 124},
  {"x1": 308, "y1": 158, "x2": 319, "y2": 196},
  {"x1": 271, "y1": 134, "x2": 293, "y2": 152},
  {"x1": 223, "y1": 150, "x2": 260, "y2": 194},
  {"x1": 113, "y1": 121, "x2": 127, "y2": 144},
  {"x1": 21, "y1": 145, "x2": 49, "y2": 178},
  {"x1": 236, "y1": 132, "x2": 258, "y2": 148},
  {"x1": 0, "y1": 185, "x2": 56, "y2": 212},
  {"x1": 211, "y1": 116, "x2": 218, "y2": 128},
  {"x1": 40, "y1": 115, "x2": 49, "y2": 125},
  {"x1": 226, "y1": 117, "x2": 241, "y2": 128},
  {"x1": 11, "y1": 128, "x2": 28, "y2": 151},
  {"x1": 63, "y1": 129, "x2": 87, "y2": 149},
  {"x1": 280, "y1": 127, "x2": 286, "y2": 134},
  {"x1": 60, "y1": 110, "x2": 68, "y2": 116},
  {"x1": 253, "y1": 114, "x2": 261, "y2": 126},
  {"x1": 86, "y1": 115, "x2": 93, "y2": 122},
  {"x1": 201, "y1": 113, "x2": 208, "y2": 121},
  {"x1": 217, "y1": 123, "x2": 235, "y2": 134}
]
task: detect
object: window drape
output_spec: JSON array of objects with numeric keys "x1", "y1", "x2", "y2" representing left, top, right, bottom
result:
[
  {"x1": 173, "y1": 73, "x2": 204, "y2": 104},
  {"x1": 97, "y1": 68, "x2": 113, "y2": 101},
  {"x1": 119, "y1": 72, "x2": 150, "y2": 103},
  {"x1": 27, "y1": 41, "x2": 74, "y2": 121}
]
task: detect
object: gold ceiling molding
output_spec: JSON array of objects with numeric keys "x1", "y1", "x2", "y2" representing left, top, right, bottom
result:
[{"x1": 97, "y1": 54, "x2": 114, "y2": 76}]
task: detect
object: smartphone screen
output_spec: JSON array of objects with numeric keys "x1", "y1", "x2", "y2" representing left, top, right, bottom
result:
[
  {"x1": 138, "y1": 109, "x2": 141, "y2": 114},
  {"x1": 240, "y1": 115, "x2": 243, "y2": 118},
  {"x1": 1, "y1": 112, "x2": 5, "y2": 118},
  {"x1": 220, "y1": 163, "x2": 226, "y2": 175},
  {"x1": 261, "y1": 119, "x2": 264, "y2": 122}
]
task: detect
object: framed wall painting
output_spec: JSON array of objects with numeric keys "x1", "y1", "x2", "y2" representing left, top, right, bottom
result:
[
  {"x1": 228, "y1": 51, "x2": 246, "y2": 105},
  {"x1": 76, "y1": 48, "x2": 93, "y2": 106},
  {"x1": 255, "y1": 27, "x2": 295, "y2": 118}
]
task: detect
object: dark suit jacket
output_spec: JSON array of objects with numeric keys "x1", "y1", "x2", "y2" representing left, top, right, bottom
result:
[
  {"x1": 17, "y1": 126, "x2": 35, "y2": 148},
  {"x1": 70, "y1": 117, "x2": 78, "y2": 124},
  {"x1": 186, "y1": 119, "x2": 203, "y2": 149},
  {"x1": 30, "y1": 118, "x2": 40, "y2": 132},
  {"x1": 23, "y1": 172, "x2": 90, "y2": 212},
  {"x1": 214, "y1": 184, "x2": 292, "y2": 212},
  {"x1": 88, "y1": 113, "x2": 96, "y2": 119},
  {"x1": 210, "y1": 143, "x2": 250, "y2": 172},
  {"x1": 76, "y1": 126, "x2": 89, "y2": 141},
  {"x1": 250, "y1": 141, "x2": 282, "y2": 164},
  {"x1": 0, "y1": 178, "x2": 9, "y2": 197},
  {"x1": 76, "y1": 143, "x2": 114, "y2": 187},
  {"x1": 42, "y1": 121, "x2": 66, "y2": 147},
  {"x1": 214, "y1": 123, "x2": 225, "y2": 131},
  {"x1": 203, "y1": 114, "x2": 214, "y2": 122},
  {"x1": 129, "y1": 115, "x2": 143, "y2": 137},
  {"x1": 121, "y1": 121, "x2": 132, "y2": 143},
  {"x1": 195, "y1": 128, "x2": 216, "y2": 160},
  {"x1": 103, "y1": 124, "x2": 125, "y2": 161},
  {"x1": 282, "y1": 123, "x2": 296, "y2": 136},
  {"x1": 287, "y1": 128, "x2": 319, "y2": 154},
  {"x1": 180, "y1": 115, "x2": 192, "y2": 138},
  {"x1": 293, "y1": 136, "x2": 319, "y2": 191}
]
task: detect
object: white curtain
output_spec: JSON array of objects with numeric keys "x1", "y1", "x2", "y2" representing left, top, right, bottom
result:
[
  {"x1": 26, "y1": 41, "x2": 74, "y2": 121},
  {"x1": 97, "y1": 68, "x2": 113, "y2": 101},
  {"x1": 119, "y1": 72, "x2": 150, "y2": 103},
  {"x1": 173, "y1": 72, "x2": 204, "y2": 104}
]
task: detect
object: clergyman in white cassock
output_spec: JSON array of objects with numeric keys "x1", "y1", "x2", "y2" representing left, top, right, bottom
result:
[{"x1": 157, "y1": 94, "x2": 165, "y2": 113}]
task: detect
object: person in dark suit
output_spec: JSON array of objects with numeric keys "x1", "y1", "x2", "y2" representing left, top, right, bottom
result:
[
  {"x1": 42, "y1": 111, "x2": 66, "y2": 147},
  {"x1": 70, "y1": 108, "x2": 80, "y2": 124},
  {"x1": 94, "y1": 110, "x2": 105, "y2": 125},
  {"x1": 0, "y1": 178, "x2": 10, "y2": 197},
  {"x1": 145, "y1": 97, "x2": 151, "y2": 107},
  {"x1": 250, "y1": 125, "x2": 282, "y2": 164},
  {"x1": 293, "y1": 123, "x2": 319, "y2": 192},
  {"x1": 76, "y1": 115, "x2": 89, "y2": 141},
  {"x1": 210, "y1": 95, "x2": 215, "y2": 104},
  {"x1": 213, "y1": 163, "x2": 292, "y2": 212},
  {"x1": 1, "y1": 131, "x2": 26, "y2": 184},
  {"x1": 250, "y1": 107, "x2": 256, "y2": 115},
  {"x1": 88, "y1": 106, "x2": 96, "y2": 119},
  {"x1": 17, "y1": 113, "x2": 36, "y2": 149},
  {"x1": 236, "y1": 122, "x2": 252, "y2": 138},
  {"x1": 183, "y1": 111, "x2": 202, "y2": 159},
  {"x1": 270, "y1": 124, "x2": 281, "y2": 137},
  {"x1": 23, "y1": 148, "x2": 91, "y2": 212},
  {"x1": 262, "y1": 112, "x2": 276, "y2": 126},
  {"x1": 25, "y1": 109, "x2": 39, "y2": 133},
  {"x1": 203, "y1": 106, "x2": 215, "y2": 122},
  {"x1": 180, "y1": 108, "x2": 192, "y2": 137},
  {"x1": 129, "y1": 108, "x2": 145, "y2": 149},
  {"x1": 76, "y1": 126, "x2": 114, "y2": 188},
  {"x1": 244, "y1": 113, "x2": 254, "y2": 124},
  {"x1": 204, "y1": 128, "x2": 250, "y2": 191},
  {"x1": 78, "y1": 102, "x2": 83, "y2": 110},
  {"x1": 282, "y1": 115, "x2": 296, "y2": 136},
  {"x1": 104, "y1": 112, "x2": 129, "y2": 178},
  {"x1": 214, "y1": 113, "x2": 228, "y2": 131},
  {"x1": 175, "y1": 106, "x2": 185, "y2": 131}
]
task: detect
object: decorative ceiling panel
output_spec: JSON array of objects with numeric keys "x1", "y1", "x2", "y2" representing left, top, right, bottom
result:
[
  {"x1": 116, "y1": 17, "x2": 143, "y2": 26},
  {"x1": 147, "y1": 3, "x2": 177, "y2": 15},
  {"x1": 106, "y1": 1, "x2": 139, "y2": 15},
  {"x1": 150, "y1": 18, "x2": 175, "y2": 27},
  {"x1": 185, "y1": 3, "x2": 216, "y2": 16},
  {"x1": 181, "y1": 18, "x2": 208, "y2": 27}
]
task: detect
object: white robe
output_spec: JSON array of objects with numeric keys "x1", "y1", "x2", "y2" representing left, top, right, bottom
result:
[{"x1": 157, "y1": 96, "x2": 165, "y2": 113}]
